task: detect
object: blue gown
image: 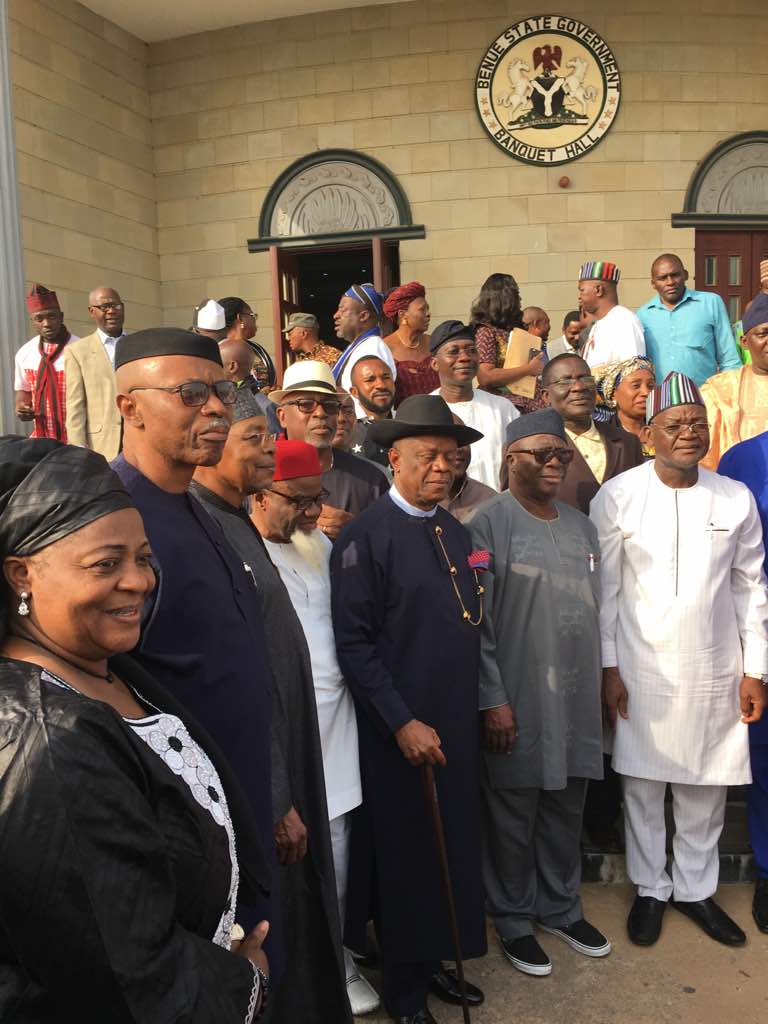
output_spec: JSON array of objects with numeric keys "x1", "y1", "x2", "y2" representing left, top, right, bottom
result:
[
  {"x1": 112, "y1": 456, "x2": 280, "y2": 969},
  {"x1": 330, "y1": 494, "x2": 486, "y2": 969},
  {"x1": 717, "y1": 434, "x2": 768, "y2": 878}
]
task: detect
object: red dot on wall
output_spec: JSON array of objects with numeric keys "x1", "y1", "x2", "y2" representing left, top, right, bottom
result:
[{"x1": 558, "y1": 176, "x2": 570, "y2": 189}]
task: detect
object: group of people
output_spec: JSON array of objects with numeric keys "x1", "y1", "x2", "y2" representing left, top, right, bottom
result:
[{"x1": 1, "y1": 252, "x2": 768, "y2": 1024}]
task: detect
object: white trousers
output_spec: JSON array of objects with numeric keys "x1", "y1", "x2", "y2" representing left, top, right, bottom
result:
[
  {"x1": 329, "y1": 812, "x2": 357, "y2": 982},
  {"x1": 622, "y1": 776, "x2": 727, "y2": 902}
]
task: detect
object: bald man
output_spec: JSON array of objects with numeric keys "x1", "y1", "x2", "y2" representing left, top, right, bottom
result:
[
  {"x1": 637, "y1": 253, "x2": 740, "y2": 386},
  {"x1": 64, "y1": 286, "x2": 126, "y2": 460},
  {"x1": 522, "y1": 306, "x2": 551, "y2": 345},
  {"x1": 111, "y1": 327, "x2": 281, "y2": 977}
]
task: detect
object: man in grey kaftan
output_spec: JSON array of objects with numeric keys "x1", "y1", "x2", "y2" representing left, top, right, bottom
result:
[{"x1": 469, "y1": 408, "x2": 609, "y2": 978}]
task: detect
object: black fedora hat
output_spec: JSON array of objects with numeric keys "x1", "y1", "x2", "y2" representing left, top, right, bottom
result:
[{"x1": 368, "y1": 394, "x2": 483, "y2": 448}]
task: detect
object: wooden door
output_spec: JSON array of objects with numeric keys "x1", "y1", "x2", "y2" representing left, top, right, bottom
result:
[
  {"x1": 695, "y1": 231, "x2": 768, "y2": 323},
  {"x1": 269, "y1": 246, "x2": 301, "y2": 381}
]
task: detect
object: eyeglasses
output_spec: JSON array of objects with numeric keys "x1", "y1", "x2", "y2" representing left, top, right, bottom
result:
[
  {"x1": 90, "y1": 301, "x2": 124, "y2": 312},
  {"x1": 128, "y1": 379, "x2": 237, "y2": 407},
  {"x1": 248, "y1": 431, "x2": 280, "y2": 445},
  {"x1": 512, "y1": 447, "x2": 575, "y2": 466},
  {"x1": 655, "y1": 421, "x2": 709, "y2": 437},
  {"x1": 283, "y1": 397, "x2": 341, "y2": 415},
  {"x1": 547, "y1": 374, "x2": 596, "y2": 392},
  {"x1": 267, "y1": 487, "x2": 329, "y2": 511}
]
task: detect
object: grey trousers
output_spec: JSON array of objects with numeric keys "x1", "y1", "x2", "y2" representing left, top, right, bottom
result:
[{"x1": 482, "y1": 775, "x2": 587, "y2": 940}]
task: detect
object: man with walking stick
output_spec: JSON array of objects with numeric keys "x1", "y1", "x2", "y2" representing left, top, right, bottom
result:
[{"x1": 331, "y1": 395, "x2": 487, "y2": 1023}]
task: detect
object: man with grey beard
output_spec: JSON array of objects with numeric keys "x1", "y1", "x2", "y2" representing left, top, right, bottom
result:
[{"x1": 250, "y1": 438, "x2": 378, "y2": 1018}]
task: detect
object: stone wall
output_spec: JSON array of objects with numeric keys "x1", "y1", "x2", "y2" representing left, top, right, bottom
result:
[
  {"x1": 148, "y1": 0, "x2": 768, "y2": 343},
  {"x1": 8, "y1": 0, "x2": 159, "y2": 339},
  {"x1": 8, "y1": 0, "x2": 768, "y2": 348}
]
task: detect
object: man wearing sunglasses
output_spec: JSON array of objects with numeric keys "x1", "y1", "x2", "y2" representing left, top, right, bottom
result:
[
  {"x1": 469, "y1": 408, "x2": 610, "y2": 979},
  {"x1": 271, "y1": 361, "x2": 388, "y2": 541},
  {"x1": 112, "y1": 328, "x2": 281, "y2": 976},
  {"x1": 64, "y1": 286, "x2": 126, "y2": 461}
]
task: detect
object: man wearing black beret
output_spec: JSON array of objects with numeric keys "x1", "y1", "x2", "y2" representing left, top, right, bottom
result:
[{"x1": 429, "y1": 320, "x2": 518, "y2": 492}]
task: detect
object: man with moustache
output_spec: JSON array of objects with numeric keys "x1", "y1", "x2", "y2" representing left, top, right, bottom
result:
[
  {"x1": 251, "y1": 439, "x2": 378, "y2": 1018},
  {"x1": 469, "y1": 409, "x2": 609, "y2": 978},
  {"x1": 539, "y1": 353, "x2": 644, "y2": 515},
  {"x1": 331, "y1": 395, "x2": 487, "y2": 1024},
  {"x1": 546, "y1": 311, "x2": 584, "y2": 359},
  {"x1": 637, "y1": 253, "x2": 739, "y2": 385},
  {"x1": 272, "y1": 361, "x2": 387, "y2": 540},
  {"x1": 111, "y1": 328, "x2": 279, "y2": 972},
  {"x1": 339, "y1": 338, "x2": 397, "y2": 469},
  {"x1": 15, "y1": 283, "x2": 78, "y2": 440},
  {"x1": 591, "y1": 372, "x2": 768, "y2": 948},
  {"x1": 331, "y1": 282, "x2": 385, "y2": 384},
  {"x1": 64, "y1": 286, "x2": 127, "y2": 460},
  {"x1": 579, "y1": 261, "x2": 645, "y2": 369},
  {"x1": 430, "y1": 320, "x2": 518, "y2": 491},
  {"x1": 190, "y1": 396, "x2": 352, "y2": 1023},
  {"x1": 701, "y1": 292, "x2": 768, "y2": 469}
]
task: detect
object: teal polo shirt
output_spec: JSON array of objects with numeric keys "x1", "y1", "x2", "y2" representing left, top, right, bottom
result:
[{"x1": 636, "y1": 288, "x2": 741, "y2": 386}]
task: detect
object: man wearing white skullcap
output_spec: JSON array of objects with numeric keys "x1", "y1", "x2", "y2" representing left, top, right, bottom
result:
[{"x1": 192, "y1": 299, "x2": 227, "y2": 341}]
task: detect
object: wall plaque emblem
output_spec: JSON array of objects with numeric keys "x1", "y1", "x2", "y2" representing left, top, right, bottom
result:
[{"x1": 475, "y1": 15, "x2": 621, "y2": 166}]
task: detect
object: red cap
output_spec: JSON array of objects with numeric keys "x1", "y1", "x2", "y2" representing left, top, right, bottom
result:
[
  {"x1": 273, "y1": 439, "x2": 323, "y2": 481},
  {"x1": 26, "y1": 283, "x2": 60, "y2": 314}
]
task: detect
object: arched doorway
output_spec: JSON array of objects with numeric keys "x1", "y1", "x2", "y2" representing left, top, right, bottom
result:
[
  {"x1": 673, "y1": 132, "x2": 768, "y2": 323},
  {"x1": 248, "y1": 149, "x2": 425, "y2": 377}
]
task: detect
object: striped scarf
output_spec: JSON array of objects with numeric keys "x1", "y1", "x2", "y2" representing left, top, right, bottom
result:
[{"x1": 34, "y1": 332, "x2": 69, "y2": 441}]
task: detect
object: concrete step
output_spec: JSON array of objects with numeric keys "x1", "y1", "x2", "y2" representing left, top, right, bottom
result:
[{"x1": 582, "y1": 793, "x2": 755, "y2": 883}]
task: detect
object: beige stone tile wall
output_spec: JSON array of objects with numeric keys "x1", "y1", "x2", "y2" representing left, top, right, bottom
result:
[
  {"x1": 8, "y1": 0, "x2": 160, "y2": 339},
  {"x1": 147, "y1": 0, "x2": 768, "y2": 347}
]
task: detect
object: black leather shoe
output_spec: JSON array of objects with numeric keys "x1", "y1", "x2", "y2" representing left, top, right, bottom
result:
[
  {"x1": 753, "y1": 878, "x2": 768, "y2": 933},
  {"x1": 391, "y1": 1010, "x2": 437, "y2": 1024},
  {"x1": 429, "y1": 965, "x2": 484, "y2": 1006},
  {"x1": 627, "y1": 895, "x2": 667, "y2": 946},
  {"x1": 671, "y1": 897, "x2": 746, "y2": 946}
]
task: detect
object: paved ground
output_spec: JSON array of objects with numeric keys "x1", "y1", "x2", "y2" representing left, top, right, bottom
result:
[{"x1": 356, "y1": 884, "x2": 768, "y2": 1024}]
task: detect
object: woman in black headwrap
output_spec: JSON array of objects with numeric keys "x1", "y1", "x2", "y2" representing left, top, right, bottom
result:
[{"x1": 0, "y1": 437, "x2": 270, "y2": 1022}]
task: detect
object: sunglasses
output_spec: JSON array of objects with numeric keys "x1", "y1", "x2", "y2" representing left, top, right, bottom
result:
[
  {"x1": 128, "y1": 379, "x2": 237, "y2": 407},
  {"x1": 283, "y1": 397, "x2": 341, "y2": 415},
  {"x1": 513, "y1": 447, "x2": 575, "y2": 466},
  {"x1": 268, "y1": 487, "x2": 329, "y2": 512}
]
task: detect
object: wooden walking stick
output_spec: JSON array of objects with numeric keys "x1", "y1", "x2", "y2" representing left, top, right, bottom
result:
[{"x1": 421, "y1": 763, "x2": 472, "y2": 1024}]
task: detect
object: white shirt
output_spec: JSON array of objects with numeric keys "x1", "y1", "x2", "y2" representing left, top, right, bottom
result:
[
  {"x1": 264, "y1": 532, "x2": 362, "y2": 820},
  {"x1": 97, "y1": 328, "x2": 124, "y2": 367},
  {"x1": 431, "y1": 388, "x2": 519, "y2": 491},
  {"x1": 388, "y1": 483, "x2": 437, "y2": 517},
  {"x1": 14, "y1": 334, "x2": 78, "y2": 390},
  {"x1": 591, "y1": 462, "x2": 768, "y2": 785},
  {"x1": 582, "y1": 305, "x2": 646, "y2": 368}
]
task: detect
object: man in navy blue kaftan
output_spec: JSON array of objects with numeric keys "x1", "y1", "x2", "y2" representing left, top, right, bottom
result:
[
  {"x1": 330, "y1": 395, "x2": 487, "y2": 1024},
  {"x1": 112, "y1": 328, "x2": 280, "y2": 976}
]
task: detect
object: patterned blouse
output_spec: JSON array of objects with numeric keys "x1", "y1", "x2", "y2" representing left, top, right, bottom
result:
[
  {"x1": 474, "y1": 323, "x2": 546, "y2": 415},
  {"x1": 394, "y1": 355, "x2": 440, "y2": 408}
]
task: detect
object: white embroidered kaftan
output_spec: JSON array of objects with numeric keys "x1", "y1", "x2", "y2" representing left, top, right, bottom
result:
[{"x1": 590, "y1": 461, "x2": 768, "y2": 785}]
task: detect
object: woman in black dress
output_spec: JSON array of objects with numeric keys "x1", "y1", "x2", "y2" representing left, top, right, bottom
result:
[{"x1": 0, "y1": 437, "x2": 271, "y2": 1022}]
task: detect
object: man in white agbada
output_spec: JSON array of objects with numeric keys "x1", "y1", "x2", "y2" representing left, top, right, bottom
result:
[
  {"x1": 591, "y1": 371, "x2": 768, "y2": 949},
  {"x1": 249, "y1": 438, "x2": 379, "y2": 1017}
]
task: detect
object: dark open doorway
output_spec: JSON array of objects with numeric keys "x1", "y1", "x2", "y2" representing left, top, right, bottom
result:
[
  {"x1": 297, "y1": 245, "x2": 374, "y2": 349},
  {"x1": 269, "y1": 239, "x2": 401, "y2": 377}
]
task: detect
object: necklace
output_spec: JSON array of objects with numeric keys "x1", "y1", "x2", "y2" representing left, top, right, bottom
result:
[
  {"x1": 395, "y1": 329, "x2": 423, "y2": 351},
  {"x1": 433, "y1": 525, "x2": 484, "y2": 626},
  {"x1": 18, "y1": 635, "x2": 114, "y2": 684}
]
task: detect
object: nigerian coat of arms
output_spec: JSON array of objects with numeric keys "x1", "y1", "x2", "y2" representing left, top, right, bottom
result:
[{"x1": 476, "y1": 15, "x2": 621, "y2": 166}]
